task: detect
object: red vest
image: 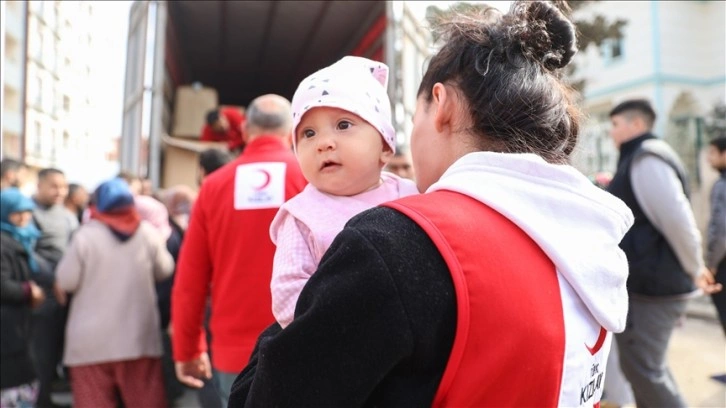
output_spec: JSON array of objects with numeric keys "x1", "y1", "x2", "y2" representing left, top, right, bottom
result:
[{"x1": 384, "y1": 191, "x2": 567, "y2": 407}]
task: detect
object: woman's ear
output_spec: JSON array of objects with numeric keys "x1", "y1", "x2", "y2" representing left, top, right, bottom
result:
[{"x1": 431, "y1": 83, "x2": 454, "y2": 134}]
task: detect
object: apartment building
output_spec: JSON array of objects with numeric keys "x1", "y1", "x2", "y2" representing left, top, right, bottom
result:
[
  {"x1": 571, "y1": 0, "x2": 725, "y2": 228},
  {"x1": 2, "y1": 0, "x2": 27, "y2": 160},
  {"x1": 2, "y1": 0, "x2": 121, "y2": 183},
  {"x1": 23, "y1": 0, "x2": 98, "y2": 169},
  {"x1": 572, "y1": 1, "x2": 725, "y2": 179}
]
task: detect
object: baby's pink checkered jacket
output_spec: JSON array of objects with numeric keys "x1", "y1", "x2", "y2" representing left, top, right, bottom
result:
[{"x1": 269, "y1": 172, "x2": 419, "y2": 328}]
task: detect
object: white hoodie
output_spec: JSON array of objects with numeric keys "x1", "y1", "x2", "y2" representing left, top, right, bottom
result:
[{"x1": 428, "y1": 152, "x2": 634, "y2": 406}]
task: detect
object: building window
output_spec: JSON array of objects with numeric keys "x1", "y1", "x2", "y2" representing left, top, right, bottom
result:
[
  {"x1": 42, "y1": 32, "x2": 56, "y2": 69},
  {"x1": 46, "y1": 2, "x2": 57, "y2": 30},
  {"x1": 33, "y1": 77, "x2": 43, "y2": 108},
  {"x1": 32, "y1": 22, "x2": 43, "y2": 60},
  {"x1": 50, "y1": 129, "x2": 57, "y2": 161},
  {"x1": 63, "y1": 131, "x2": 70, "y2": 148},
  {"x1": 601, "y1": 38, "x2": 624, "y2": 63},
  {"x1": 63, "y1": 95, "x2": 70, "y2": 112},
  {"x1": 33, "y1": 121, "x2": 42, "y2": 155},
  {"x1": 29, "y1": 1, "x2": 43, "y2": 17}
]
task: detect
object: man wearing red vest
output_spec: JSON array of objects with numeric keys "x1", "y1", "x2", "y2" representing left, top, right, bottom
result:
[
  {"x1": 172, "y1": 94, "x2": 307, "y2": 406},
  {"x1": 201, "y1": 106, "x2": 246, "y2": 154}
]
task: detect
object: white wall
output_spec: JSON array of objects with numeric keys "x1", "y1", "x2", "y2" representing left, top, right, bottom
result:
[
  {"x1": 574, "y1": 1, "x2": 655, "y2": 97},
  {"x1": 658, "y1": 1, "x2": 726, "y2": 79},
  {"x1": 573, "y1": 1, "x2": 726, "y2": 179}
]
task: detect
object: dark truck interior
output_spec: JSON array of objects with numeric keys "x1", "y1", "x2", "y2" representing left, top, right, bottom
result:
[{"x1": 165, "y1": 1, "x2": 387, "y2": 106}]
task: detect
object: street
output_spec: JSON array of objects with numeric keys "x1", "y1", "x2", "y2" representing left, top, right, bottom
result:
[
  {"x1": 53, "y1": 296, "x2": 725, "y2": 408},
  {"x1": 669, "y1": 296, "x2": 726, "y2": 408}
]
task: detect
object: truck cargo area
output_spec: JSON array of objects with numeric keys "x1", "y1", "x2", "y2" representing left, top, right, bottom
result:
[
  {"x1": 165, "y1": 1, "x2": 386, "y2": 106},
  {"x1": 121, "y1": 1, "x2": 429, "y2": 188}
]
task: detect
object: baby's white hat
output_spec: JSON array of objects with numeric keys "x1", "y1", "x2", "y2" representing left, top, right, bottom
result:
[{"x1": 291, "y1": 56, "x2": 396, "y2": 153}]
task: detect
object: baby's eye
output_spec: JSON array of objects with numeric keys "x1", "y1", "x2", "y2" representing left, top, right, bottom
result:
[
  {"x1": 337, "y1": 120, "x2": 352, "y2": 130},
  {"x1": 302, "y1": 129, "x2": 316, "y2": 138}
]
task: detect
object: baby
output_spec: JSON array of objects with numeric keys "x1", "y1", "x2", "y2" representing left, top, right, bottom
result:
[{"x1": 270, "y1": 56, "x2": 419, "y2": 328}]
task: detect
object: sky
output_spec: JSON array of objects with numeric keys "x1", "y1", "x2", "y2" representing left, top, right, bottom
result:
[
  {"x1": 405, "y1": 1, "x2": 512, "y2": 21},
  {"x1": 61, "y1": 1, "x2": 132, "y2": 189},
  {"x1": 90, "y1": 1, "x2": 133, "y2": 140}
]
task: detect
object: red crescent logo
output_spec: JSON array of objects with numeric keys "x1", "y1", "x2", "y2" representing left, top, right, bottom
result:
[
  {"x1": 585, "y1": 326, "x2": 608, "y2": 356},
  {"x1": 253, "y1": 169, "x2": 272, "y2": 191}
]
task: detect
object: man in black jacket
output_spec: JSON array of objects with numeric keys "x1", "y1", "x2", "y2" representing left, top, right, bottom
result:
[{"x1": 607, "y1": 99, "x2": 721, "y2": 407}]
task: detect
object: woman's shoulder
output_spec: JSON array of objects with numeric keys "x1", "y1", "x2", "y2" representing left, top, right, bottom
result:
[{"x1": 344, "y1": 206, "x2": 439, "y2": 265}]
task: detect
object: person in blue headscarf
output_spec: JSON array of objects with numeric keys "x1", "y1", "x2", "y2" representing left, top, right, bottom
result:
[{"x1": 1, "y1": 187, "x2": 46, "y2": 407}]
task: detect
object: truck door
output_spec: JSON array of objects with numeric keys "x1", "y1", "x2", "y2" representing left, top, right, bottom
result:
[
  {"x1": 120, "y1": 1, "x2": 168, "y2": 189},
  {"x1": 387, "y1": 2, "x2": 430, "y2": 147},
  {"x1": 120, "y1": 1, "x2": 149, "y2": 177}
]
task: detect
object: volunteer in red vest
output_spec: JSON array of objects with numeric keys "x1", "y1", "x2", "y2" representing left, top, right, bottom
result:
[
  {"x1": 201, "y1": 106, "x2": 246, "y2": 154},
  {"x1": 229, "y1": 2, "x2": 637, "y2": 407},
  {"x1": 172, "y1": 94, "x2": 307, "y2": 406}
]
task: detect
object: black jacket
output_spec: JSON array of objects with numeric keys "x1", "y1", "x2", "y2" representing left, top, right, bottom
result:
[
  {"x1": 0, "y1": 232, "x2": 38, "y2": 389},
  {"x1": 229, "y1": 207, "x2": 456, "y2": 407},
  {"x1": 608, "y1": 133, "x2": 695, "y2": 296},
  {"x1": 156, "y1": 217, "x2": 184, "y2": 330}
]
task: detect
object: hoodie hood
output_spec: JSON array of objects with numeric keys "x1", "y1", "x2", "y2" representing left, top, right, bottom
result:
[{"x1": 429, "y1": 152, "x2": 634, "y2": 332}]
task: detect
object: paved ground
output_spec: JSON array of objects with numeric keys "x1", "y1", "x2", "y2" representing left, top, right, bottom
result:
[
  {"x1": 669, "y1": 296, "x2": 725, "y2": 408},
  {"x1": 53, "y1": 295, "x2": 726, "y2": 408}
]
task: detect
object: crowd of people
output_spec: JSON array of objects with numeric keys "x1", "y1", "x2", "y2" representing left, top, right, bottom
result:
[
  {"x1": 1, "y1": 1, "x2": 724, "y2": 408},
  {"x1": 0, "y1": 158, "x2": 203, "y2": 407}
]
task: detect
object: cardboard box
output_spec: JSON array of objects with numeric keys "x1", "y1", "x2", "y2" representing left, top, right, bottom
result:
[
  {"x1": 172, "y1": 85, "x2": 219, "y2": 138},
  {"x1": 162, "y1": 135, "x2": 228, "y2": 189}
]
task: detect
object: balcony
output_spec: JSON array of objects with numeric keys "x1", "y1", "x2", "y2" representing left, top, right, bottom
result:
[
  {"x1": 2, "y1": 58, "x2": 23, "y2": 89},
  {"x1": 4, "y1": 8, "x2": 26, "y2": 37},
  {"x1": 1, "y1": 110, "x2": 23, "y2": 134}
]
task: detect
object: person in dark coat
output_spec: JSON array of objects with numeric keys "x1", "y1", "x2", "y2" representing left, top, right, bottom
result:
[
  {"x1": 706, "y1": 136, "x2": 726, "y2": 336},
  {"x1": 1, "y1": 188, "x2": 46, "y2": 406}
]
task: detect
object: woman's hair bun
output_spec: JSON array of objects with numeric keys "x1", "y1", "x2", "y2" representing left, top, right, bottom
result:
[{"x1": 508, "y1": 1, "x2": 578, "y2": 71}]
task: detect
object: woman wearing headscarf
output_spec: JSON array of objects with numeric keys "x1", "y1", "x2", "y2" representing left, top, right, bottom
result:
[
  {"x1": 1, "y1": 188, "x2": 45, "y2": 407},
  {"x1": 55, "y1": 178, "x2": 174, "y2": 408}
]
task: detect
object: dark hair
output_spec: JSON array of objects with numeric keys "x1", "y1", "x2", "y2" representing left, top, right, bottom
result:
[
  {"x1": 609, "y1": 99, "x2": 656, "y2": 129},
  {"x1": 38, "y1": 168, "x2": 64, "y2": 180},
  {"x1": 710, "y1": 136, "x2": 726, "y2": 153},
  {"x1": 117, "y1": 171, "x2": 140, "y2": 184},
  {"x1": 67, "y1": 183, "x2": 83, "y2": 198},
  {"x1": 418, "y1": 0, "x2": 580, "y2": 164},
  {"x1": 199, "y1": 148, "x2": 233, "y2": 175},
  {"x1": 0, "y1": 158, "x2": 26, "y2": 178},
  {"x1": 206, "y1": 109, "x2": 221, "y2": 126}
]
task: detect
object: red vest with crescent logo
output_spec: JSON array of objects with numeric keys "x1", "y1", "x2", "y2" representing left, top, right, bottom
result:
[{"x1": 384, "y1": 190, "x2": 571, "y2": 407}]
